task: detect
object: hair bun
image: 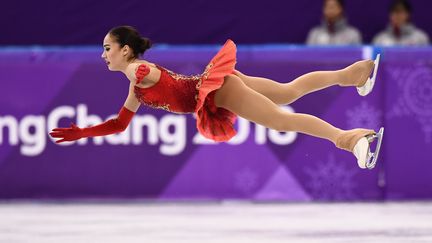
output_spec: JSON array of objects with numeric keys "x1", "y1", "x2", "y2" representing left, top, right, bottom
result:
[
  {"x1": 109, "y1": 25, "x2": 152, "y2": 59},
  {"x1": 140, "y1": 37, "x2": 152, "y2": 53}
]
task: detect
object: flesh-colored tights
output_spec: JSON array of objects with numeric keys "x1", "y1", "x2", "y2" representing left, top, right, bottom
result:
[{"x1": 214, "y1": 66, "x2": 374, "y2": 151}]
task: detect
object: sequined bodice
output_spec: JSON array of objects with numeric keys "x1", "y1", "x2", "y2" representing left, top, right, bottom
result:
[{"x1": 133, "y1": 65, "x2": 204, "y2": 114}]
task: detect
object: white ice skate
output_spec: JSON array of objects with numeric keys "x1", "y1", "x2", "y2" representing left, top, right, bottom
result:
[
  {"x1": 353, "y1": 127, "x2": 384, "y2": 169},
  {"x1": 357, "y1": 54, "x2": 381, "y2": 96}
]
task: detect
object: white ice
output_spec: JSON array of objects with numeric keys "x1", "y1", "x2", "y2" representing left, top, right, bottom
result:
[{"x1": 0, "y1": 201, "x2": 431, "y2": 243}]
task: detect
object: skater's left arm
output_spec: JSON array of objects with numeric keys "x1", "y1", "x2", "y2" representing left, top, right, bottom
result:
[{"x1": 49, "y1": 82, "x2": 140, "y2": 144}]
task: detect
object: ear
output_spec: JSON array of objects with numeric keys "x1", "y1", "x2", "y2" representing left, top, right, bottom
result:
[{"x1": 122, "y1": 45, "x2": 130, "y2": 56}]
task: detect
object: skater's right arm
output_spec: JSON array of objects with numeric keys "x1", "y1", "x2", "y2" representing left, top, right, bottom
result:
[{"x1": 49, "y1": 82, "x2": 140, "y2": 144}]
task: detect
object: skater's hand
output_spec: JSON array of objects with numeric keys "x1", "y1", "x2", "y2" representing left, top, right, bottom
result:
[{"x1": 49, "y1": 123, "x2": 84, "y2": 143}]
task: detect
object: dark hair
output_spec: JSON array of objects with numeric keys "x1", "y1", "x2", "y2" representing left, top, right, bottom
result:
[
  {"x1": 108, "y1": 26, "x2": 152, "y2": 60},
  {"x1": 390, "y1": 0, "x2": 412, "y2": 13},
  {"x1": 324, "y1": 0, "x2": 345, "y2": 8}
]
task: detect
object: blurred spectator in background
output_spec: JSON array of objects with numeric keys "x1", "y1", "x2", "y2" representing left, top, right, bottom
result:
[
  {"x1": 306, "y1": 0, "x2": 362, "y2": 45},
  {"x1": 373, "y1": 0, "x2": 429, "y2": 46}
]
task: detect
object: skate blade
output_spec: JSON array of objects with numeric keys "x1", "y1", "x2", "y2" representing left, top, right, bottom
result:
[
  {"x1": 357, "y1": 54, "x2": 381, "y2": 96},
  {"x1": 365, "y1": 127, "x2": 384, "y2": 169}
]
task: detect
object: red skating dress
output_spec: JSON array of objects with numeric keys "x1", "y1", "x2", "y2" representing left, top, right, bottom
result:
[{"x1": 133, "y1": 39, "x2": 237, "y2": 142}]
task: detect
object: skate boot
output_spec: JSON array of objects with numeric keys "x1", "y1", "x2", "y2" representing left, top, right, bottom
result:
[
  {"x1": 357, "y1": 54, "x2": 381, "y2": 96},
  {"x1": 340, "y1": 54, "x2": 380, "y2": 96},
  {"x1": 335, "y1": 127, "x2": 384, "y2": 169}
]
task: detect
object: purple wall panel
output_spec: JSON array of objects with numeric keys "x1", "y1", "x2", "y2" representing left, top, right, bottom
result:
[{"x1": 0, "y1": 45, "x2": 431, "y2": 201}]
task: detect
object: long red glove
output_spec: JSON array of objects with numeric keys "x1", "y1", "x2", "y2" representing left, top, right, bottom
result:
[{"x1": 49, "y1": 106, "x2": 135, "y2": 144}]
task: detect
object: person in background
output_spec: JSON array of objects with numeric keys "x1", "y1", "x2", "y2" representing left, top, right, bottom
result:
[
  {"x1": 373, "y1": 0, "x2": 429, "y2": 46},
  {"x1": 306, "y1": 0, "x2": 362, "y2": 45}
]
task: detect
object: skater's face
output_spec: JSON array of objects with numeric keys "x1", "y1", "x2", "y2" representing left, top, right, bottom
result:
[
  {"x1": 101, "y1": 34, "x2": 132, "y2": 71},
  {"x1": 390, "y1": 7, "x2": 410, "y2": 27},
  {"x1": 323, "y1": 0, "x2": 343, "y2": 22}
]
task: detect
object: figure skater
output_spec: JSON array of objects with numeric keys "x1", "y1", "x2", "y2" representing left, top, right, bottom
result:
[{"x1": 49, "y1": 26, "x2": 384, "y2": 169}]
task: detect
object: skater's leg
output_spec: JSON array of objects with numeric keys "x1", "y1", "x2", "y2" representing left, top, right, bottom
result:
[
  {"x1": 215, "y1": 74, "x2": 357, "y2": 144},
  {"x1": 233, "y1": 60, "x2": 374, "y2": 105},
  {"x1": 234, "y1": 70, "x2": 344, "y2": 105},
  {"x1": 215, "y1": 74, "x2": 379, "y2": 168}
]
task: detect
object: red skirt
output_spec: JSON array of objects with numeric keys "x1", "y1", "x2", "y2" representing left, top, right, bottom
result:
[{"x1": 195, "y1": 39, "x2": 237, "y2": 142}]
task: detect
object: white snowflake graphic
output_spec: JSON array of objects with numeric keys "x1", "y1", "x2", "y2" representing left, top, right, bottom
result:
[
  {"x1": 304, "y1": 154, "x2": 358, "y2": 201},
  {"x1": 346, "y1": 101, "x2": 382, "y2": 130},
  {"x1": 387, "y1": 64, "x2": 432, "y2": 143},
  {"x1": 234, "y1": 167, "x2": 259, "y2": 195}
]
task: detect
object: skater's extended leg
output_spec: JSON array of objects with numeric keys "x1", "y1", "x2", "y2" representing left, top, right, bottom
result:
[
  {"x1": 214, "y1": 74, "x2": 378, "y2": 168},
  {"x1": 216, "y1": 74, "x2": 357, "y2": 143},
  {"x1": 234, "y1": 70, "x2": 344, "y2": 105},
  {"x1": 233, "y1": 59, "x2": 374, "y2": 105}
]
